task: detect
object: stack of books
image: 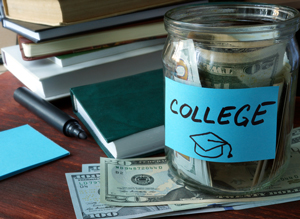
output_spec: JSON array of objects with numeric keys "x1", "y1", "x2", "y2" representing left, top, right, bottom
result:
[
  {"x1": 0, "y1": 0, "x2": 206, "y2": 158},
  {"x1": 0, "y1": 0, "x2": 203, "y2": 100}
]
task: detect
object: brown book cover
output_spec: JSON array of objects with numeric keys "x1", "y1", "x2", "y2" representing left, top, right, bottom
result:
[{"x1": 3, "y1": 0, "x2": 194, "y2": 26}]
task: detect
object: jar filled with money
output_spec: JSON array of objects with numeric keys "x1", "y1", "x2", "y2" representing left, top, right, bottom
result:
[{"x1": 163, "y1": 2, "x2": 300, "y2": 195}]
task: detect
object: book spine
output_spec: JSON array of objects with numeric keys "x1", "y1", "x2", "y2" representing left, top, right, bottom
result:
[
  {"x1": 2, "y1": 20, "x2": 39, "y2": 43},
  {"x1": 70, "y1": 90, "x2": 114, "y2": 158},
  {"x1": 1, "y1": 0, "x2": 9, "y2": 16}
]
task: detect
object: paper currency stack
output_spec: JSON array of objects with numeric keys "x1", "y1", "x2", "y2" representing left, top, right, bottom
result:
[{"x1": 65, "y1": 127, "x2": 300, "y2": 219}]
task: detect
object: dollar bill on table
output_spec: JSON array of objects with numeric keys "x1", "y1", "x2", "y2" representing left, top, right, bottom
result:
[
  {"x1": 82, "y1": 163, "x2": 217, "y2": 217},
  {"x1": 65, "y1": 172, "x2": 172, "y2": 219},
  {"x1": 82, "y1": 163, "x2": 212, "y2": 209},
  {"x1": 81, "y1": 164, "x2": 212, "y2": 216},
  {"x1": 100, "y1": 156, "x2": 225, "y2": 206},
  {"x1": 100, "y1": 127, "x2": 300, "y2": 207}
]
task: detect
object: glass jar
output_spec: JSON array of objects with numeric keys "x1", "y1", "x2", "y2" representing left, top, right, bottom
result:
[{"x1": 163, "y1": 2, "x2": 300, "y2": 195}]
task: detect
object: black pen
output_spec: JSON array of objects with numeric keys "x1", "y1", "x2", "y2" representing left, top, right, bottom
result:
[{"x1": 14, "y1": 87, "x2": 87, "y2": 139}]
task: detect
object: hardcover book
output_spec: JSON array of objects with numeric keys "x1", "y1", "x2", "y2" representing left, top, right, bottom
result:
[
  {"x1": 70, "y1": 69, "x2": 165, "y2": 158},
  {"x1": 2, "y1": 0, "x2": 193, "y2": 26},
  {"x1": 1, "y1": 1, "x2": 201, "y2": 43},
  {"x1": 17, "y1": 20, "x2": 166, "y2": 60}
]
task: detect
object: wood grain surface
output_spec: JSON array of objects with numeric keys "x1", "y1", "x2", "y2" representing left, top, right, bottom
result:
[{"x1": 0, "y1": 71, "x2": 299, "y2": 219}]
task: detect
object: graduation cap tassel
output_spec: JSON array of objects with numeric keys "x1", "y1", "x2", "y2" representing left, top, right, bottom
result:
[{"x1": 227, "y1": 143, "x2": 233, "y2": 158}]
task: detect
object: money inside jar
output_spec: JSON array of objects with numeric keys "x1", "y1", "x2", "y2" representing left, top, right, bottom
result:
[{"x1": 162, "y1": 3, "x2": 300, "y2": 195}]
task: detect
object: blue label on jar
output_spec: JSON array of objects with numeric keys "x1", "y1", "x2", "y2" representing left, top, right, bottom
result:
[{"x1": 165, "y1": 77, "x2": 278, "y2": 163}]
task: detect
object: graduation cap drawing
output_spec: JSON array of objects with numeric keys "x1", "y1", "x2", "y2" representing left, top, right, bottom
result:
[{"x1": 190, "y1": 132, "x2": 233, "y2": 159}]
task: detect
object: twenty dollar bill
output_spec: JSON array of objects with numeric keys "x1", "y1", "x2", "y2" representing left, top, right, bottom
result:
[{"x1": 65, "y1": 172, "x2": 171, "y2": 219}]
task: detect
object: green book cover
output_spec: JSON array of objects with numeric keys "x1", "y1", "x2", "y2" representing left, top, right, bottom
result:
[{"x1": 70, "y1": 69, "x2": 164, "y2": 144}]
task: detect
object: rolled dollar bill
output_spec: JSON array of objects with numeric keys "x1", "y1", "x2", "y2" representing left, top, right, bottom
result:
[
  {"x1": 168, "y1": 39, "x2": 212, "y2": 187},
  {"x1": 194, "y1": 42, "x2": 287, "y2": 88},
  {"x1": 172, "y1": 39, "x2": 201, "y2": 86}
]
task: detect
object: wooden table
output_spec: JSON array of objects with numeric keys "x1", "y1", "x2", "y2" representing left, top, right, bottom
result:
[{"x1": 0, "y1": 71, "x2": 300, "y2": 219}]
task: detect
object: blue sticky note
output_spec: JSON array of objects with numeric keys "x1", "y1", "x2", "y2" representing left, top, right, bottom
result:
[
  {"x1": 165, "y1": 77, "x2": 278, "y2": 163},
  {"x1": 0, "y1": 124, "x2": 70, "y2": 180}
]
